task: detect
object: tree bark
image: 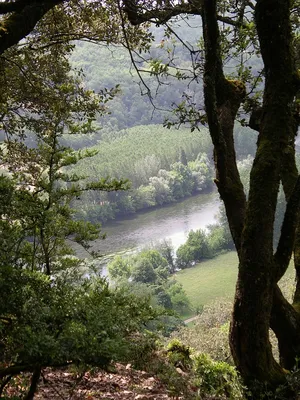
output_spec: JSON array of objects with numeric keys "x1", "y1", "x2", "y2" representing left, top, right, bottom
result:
[
  {"x1": 270, "y1": 286, "x2": 300, "y2": 370},
  {"x1": 248, "y1": 89, "x2": 300, "y2": 370},
  {"x1": 229, "y1": 0, "x2": 299, "y2": 387}
]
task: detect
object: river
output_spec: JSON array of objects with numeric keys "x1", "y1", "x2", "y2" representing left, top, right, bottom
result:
[{"x1": 88, "y1": 191, "x2": 220, "y2": 264}]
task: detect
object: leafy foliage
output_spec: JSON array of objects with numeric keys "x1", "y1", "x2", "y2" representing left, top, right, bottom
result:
[
  {"x1": 176, "y1": 229, "x2": 211, "y2": 269},
  {"x1": 0, "y1": 17, "x2": 161, "y2": 398},
  {"x1": 193, "y1": 353, "x2": 244, "y2": 399},
  {"x1": 108, "y1": 249, "x2": 191, "y2": 317},
  {"x1": 0, "y1": 266, "x2": 159, "y2": 373}
]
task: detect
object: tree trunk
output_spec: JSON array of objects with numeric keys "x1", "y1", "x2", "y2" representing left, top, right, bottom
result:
[
  {"x1": 270, "y1": 286, "x2": 300, "y2": 369},
  {"x1": 124, "y1": 0, "x2": 300, "y2": 390},
  {"x1": 271, "y1": 116, "x2": 300, "y2": 368},
  {"x1": 230, "y1": 0, "x2": 299, "y2": 388},
  {"x1": 248, "y1": 88, "x2": 300, "y2": 371},
  {"x1": 201, "y1": 0, "x2": 246, "y2": 255},
  {"x1": 24, "y1": 367, "x2": 41, "y2": 400}
]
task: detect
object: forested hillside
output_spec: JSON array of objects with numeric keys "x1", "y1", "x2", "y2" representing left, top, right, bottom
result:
[
  {"x1": 65, "y1": 41, "x2": 258, "y2": 223},
  {"x1": 70, "y1": 29, "x2": 201, "y2": 131}
]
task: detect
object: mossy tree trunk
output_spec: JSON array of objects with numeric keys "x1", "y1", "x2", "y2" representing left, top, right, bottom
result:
[
  {"x1": 246, "y1": 82, "x2": 300, "y2": 372},
  {"x1": 201, "y1": 0, "x2": 300, "y2": 389},
  {"x1": 271, "y1": 110, "x2": 300, "y2": 369},
  {"x1": 270, "y1": 285, "x2": 300, "y2": 369},
  {"x1": 202, "y1": 0, "x2": 246, "y2": 254}
]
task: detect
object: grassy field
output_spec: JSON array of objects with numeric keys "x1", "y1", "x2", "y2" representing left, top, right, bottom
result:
[
  {"x1": 176, "y1": 251, "x2": 295, "y2": 320},
  {"x1": 175, "y1": 251, "x2": 239, "y2": 315}
]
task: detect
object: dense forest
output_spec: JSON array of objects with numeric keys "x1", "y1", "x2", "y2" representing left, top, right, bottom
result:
[{"x1": 0, "y1": 1, "x2": 299, "y2": 400}]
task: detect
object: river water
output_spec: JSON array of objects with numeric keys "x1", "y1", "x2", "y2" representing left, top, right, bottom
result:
[{"x1": 89, "y1": 191, "x2": 220, "y2": 262}]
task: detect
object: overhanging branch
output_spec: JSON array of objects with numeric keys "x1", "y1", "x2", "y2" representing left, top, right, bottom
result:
[
  {"x1": 0, "y1": 0, "x2": 63, "y2": 55},
  {"x1": 123, "y1": 0, "x2": 246, "y2": 27}
]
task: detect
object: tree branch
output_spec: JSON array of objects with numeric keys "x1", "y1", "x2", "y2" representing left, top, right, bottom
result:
[
  {"x1": 0, "y1": 0, "x2": 63, "y2": 55},
  {"x1": 24, "y1": 366, "x2": 42, "y2": 400},
  {"x1": 123, "y1": 0, "x2": 246, "y2": 27},
  {"x1": 202, "y1": 0, "x2": 246, "y2": 252},
  {"x1": 0, "y1": 362, "x2": 71, "y2": 379},
  {"x1": 274, "y1": 175, "x2": 300, "y2": 281},
  {"x1": 270, "y1": 285, "x2": 300, "y2": 369}
]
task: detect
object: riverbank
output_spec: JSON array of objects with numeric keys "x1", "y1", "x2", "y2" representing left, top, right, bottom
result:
[{"x1": 91, "y1": 191, "x2": 220, "y2": 257}]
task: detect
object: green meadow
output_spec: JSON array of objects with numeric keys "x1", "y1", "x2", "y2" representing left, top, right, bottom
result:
[
  {"x1": 175, "y1": 252, "x2": 238, "y2": 315},
  {"x1": 176, "y1": 251, "x2": 295, "y2": 320}
]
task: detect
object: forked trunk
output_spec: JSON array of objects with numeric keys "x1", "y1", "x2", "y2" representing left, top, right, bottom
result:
[{"x1": 230, "y1": 0, "x2": 299, "y2": 387}]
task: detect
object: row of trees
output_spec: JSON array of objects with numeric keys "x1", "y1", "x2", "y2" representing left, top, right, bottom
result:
[
  {"x1": 76, "y1": 149, "x2": 258, "y2": 225},
  {"x1": 176, "y1": 226, "x2": 234, "y2": 269},
  {"x1": 70, "y1": 124, "x2": 212, "y2": 183},
  {"x1": 76, "y1": 153, "x2": 214, "y2": 222}
]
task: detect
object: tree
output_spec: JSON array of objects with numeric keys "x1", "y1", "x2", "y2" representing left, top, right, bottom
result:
[
  {"x1": 176, "y1": 229, "x2": 211, "y2": 268},
  {"x1": 156, "y1": 239, "x2": 176, "y2": 273},
  {"x1": 0, "y1": 39, "x2": 127, "y2": 274},
  {"x1": 166, "y1": 281, "x2": 190, "y2": 313},
  {"x1": 108, "y1": 255, "x2": 132, "y2": 281},
  {"x1": 0, "y1": 268, "x2": 158, "y2": 398},
  {"x1": 132, "y1": 257, "x2": 158, "y2": 284},
  {"x1": 122, "y1": 0, "x2": 300, "y2": 393},
  {"x1": 131, "y1": 249, "x2": 169, "y2": 284},
  {"x1": 0, "y1": 8, "x2": 137, "y2": 396}
]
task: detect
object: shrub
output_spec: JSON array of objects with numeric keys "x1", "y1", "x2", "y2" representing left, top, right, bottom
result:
[
  {"x1": 193, "y1": 353, "x2": 245, "y2": 399},
  {"x1": 176, "y1": 229, "x2": 211, "y2": 268},
  {"x1": 171, "y1": 299, "x2": 233, "y2": 362},
  {"x1": 167, "y1": 339, "x2": 193, "y2": 370},
  {"x1": 0, "y1": 267, "x2": 160, "y2": 381}
]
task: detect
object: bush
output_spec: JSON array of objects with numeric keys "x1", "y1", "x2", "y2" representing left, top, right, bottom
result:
[
  {"x1": 176, "y1": 229, "x2": 211, "y2": 268},
  {"x1": 108, "y1": 255, "x2": 132, "y2": 281},
  {"x1": 171, "y1": 299, "x2": 233, "y2": 362},
  {"x1": 0, "y1": 267, "x2": 160, "y2": 380},
  {"x1": 166, "y1": 280, "x2": 191, "y2": 313},
  {"x1": 193, "y1": 353, "x2": 245, "y2": 399},
  {"x1": 167, "y1": 339, "x2": 193, "y2": 370}
]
